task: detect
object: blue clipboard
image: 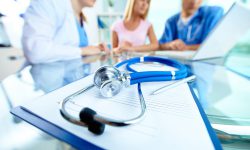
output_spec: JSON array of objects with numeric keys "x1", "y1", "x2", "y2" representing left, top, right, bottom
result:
[{"x1": 10, "y1": 83, "x2": 222, "y2": 150}]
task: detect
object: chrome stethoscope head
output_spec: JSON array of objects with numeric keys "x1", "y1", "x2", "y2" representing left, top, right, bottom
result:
[{"x1": 94, "y1": 66, "x2": 130, "y2": 98}]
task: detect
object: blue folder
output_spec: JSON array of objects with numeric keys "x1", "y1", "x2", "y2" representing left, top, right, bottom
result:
[{"x1": 10, "y1": 84, "x2": 222, "y2": 150}]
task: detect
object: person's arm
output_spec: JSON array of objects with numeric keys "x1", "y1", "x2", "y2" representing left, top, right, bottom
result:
[
  {"x1": 112, "y1": 31, "x2": 119, "y2": 49},
  {"x1": 160, "y1": 41, "x2": 200, "y2": 51},
  {"x1": 186, "y1": 44, "x2": 200, "y2": 50},
  {"x1": 81, "y1": 43, "x2": 110, "y2": 55},
  {"x1": 159, "y1": 41, "x2": 175, "y2": 50},
  {"x1": 160, "y1": 39, "x2": 186, "y2": 50},
  {"x1": 81, "y1": 46, "x2": 101, "y2": 55}
]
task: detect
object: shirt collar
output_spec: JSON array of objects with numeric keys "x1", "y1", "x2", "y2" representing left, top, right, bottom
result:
[{"x1": 178, "y1": 7, "x2": 201, "y2": 27}]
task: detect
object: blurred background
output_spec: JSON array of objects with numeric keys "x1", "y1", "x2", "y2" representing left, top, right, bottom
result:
[
  {"x1": 0, "y1": 0, "x2": 249, "y2": 80},
  {"x1": 0, "y1": 0, "x2": 250, "y2": 149},
  {"x1": 1, "y1": 0, "x2": 250, "y2": 51}
]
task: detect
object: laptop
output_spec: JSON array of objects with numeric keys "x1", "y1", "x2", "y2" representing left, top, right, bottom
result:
[{"x1": 156, "y1": 2, "x2": 250, "y2": 61}]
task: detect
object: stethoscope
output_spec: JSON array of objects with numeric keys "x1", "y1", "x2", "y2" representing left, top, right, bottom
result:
[{"x1": 60, "y1": 56, "x2": 188, "y2": 135}]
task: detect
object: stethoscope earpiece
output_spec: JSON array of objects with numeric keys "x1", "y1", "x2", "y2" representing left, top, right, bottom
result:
[{"x1": 80, "y1": 108, "x2": 105, "y2": 135}]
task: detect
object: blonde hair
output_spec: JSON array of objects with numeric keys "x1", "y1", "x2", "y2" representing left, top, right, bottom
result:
[{"x1": 124, "y1": 0, "x2": 151, "y2": 21}]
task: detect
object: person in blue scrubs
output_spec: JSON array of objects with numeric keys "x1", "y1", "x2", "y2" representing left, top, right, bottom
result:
[{"x1": 159, "y1": 0, "x2": 224, "y2": 51}]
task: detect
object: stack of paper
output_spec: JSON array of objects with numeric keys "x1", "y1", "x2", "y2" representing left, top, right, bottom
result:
[{"x1": 16, "y1": 74, "x2": 220, "y2": 149}]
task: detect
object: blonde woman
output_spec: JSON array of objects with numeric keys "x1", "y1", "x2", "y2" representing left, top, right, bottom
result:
[
  {"x1": 111, "y1": 0, "x2": 158, "y2": 53},
  {"x1": 22, "y1": 0, "x2": 109, "y2": 64}
]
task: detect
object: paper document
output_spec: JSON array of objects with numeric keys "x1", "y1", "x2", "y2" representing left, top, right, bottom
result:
[
  {"x1": 21, "y1": 74, "x2": 216, "y2": 149},
  {"x1": 155, "y1": 50, "x2": 196, "y2": 59}
]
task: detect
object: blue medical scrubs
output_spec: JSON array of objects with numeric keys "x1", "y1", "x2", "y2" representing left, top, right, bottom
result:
[
  {"x1": 159, "y1": 6, "x2": 224, "y2": 45},
  {"x1": 75, "y1": 19, "x2": 89, "y2": 47},
  {"x1": 75, "y1": 19, "x2": 91, "y2": 76}
]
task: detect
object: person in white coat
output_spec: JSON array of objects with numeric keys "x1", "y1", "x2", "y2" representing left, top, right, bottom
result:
[{"x1": 22, "y1": 0, "x2": 108, "y2": 64}]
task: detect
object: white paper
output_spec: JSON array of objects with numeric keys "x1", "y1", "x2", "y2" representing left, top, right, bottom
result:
[
  {"x1": 155, "y1": 51, "x2": 196, "y2": 59},
  {"x1": 22, "y1": 74, "x2": 215, "y2": 150}
]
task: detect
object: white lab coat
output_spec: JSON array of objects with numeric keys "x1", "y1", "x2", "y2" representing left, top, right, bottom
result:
[{"x1": 22, "y1": 0, "x2": 82, "y2": 64}]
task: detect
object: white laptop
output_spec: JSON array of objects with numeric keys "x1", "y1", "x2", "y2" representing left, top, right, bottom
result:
[{"x1": 156, "y1": 2, "x2": 250, "y2": 61}]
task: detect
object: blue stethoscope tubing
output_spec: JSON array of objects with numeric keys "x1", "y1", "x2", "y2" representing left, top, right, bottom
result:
[{"x1": 115, "y1": 56, "x2": 188, "y2": 84}]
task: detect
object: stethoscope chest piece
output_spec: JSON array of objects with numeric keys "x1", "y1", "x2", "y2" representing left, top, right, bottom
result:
[
  {"x1": 100, "y1": 79, "x2": 122, "y2": 98},
  {"x1": 94, "y1": 66, "x2": 123, "y2": 98}
]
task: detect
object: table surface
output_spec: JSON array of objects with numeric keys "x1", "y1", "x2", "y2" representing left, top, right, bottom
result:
[{"x1": 2, "y1": 51, "x2": 250, "y2": 149}]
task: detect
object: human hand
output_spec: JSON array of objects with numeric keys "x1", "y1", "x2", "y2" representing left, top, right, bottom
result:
[
  {"x1": 98, "y1": 43, "x2": 110, "y2": 54},
  {"x1": 168, "y1": 39, "x2": 187, "y2": 51},
  {"x1": 113, "y1": 41, "x2": 133, "y2": 54},
  {"x1": 112, "y1": 46, "x2": 134, "y2": 55},
  {"x1": 113, "y1": 47, "x2": 121, "y2": 54},
  {"x1": 81, "y1": 46, "x2": 102, "y2": 56}
]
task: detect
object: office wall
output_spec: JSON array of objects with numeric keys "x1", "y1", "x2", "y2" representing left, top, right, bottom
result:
[
  {"x1": 0, "y1": 0, "x2": 124, "y2": 47},
  {"x1": 83, "y1": 1, "x2": 103, "y2": 45},
  {"x1": 84, "y1": 0, "x2": 127, "y2": 44},
  {"x1": 0, "y1": 0, "x2": 102, "y2": 47},
  {"x1": 0, "y1": 0, "x2": 30, "y2": 48},
  {"x1": 148, "y1": 1, "x2": 181, "y2": 39}
]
